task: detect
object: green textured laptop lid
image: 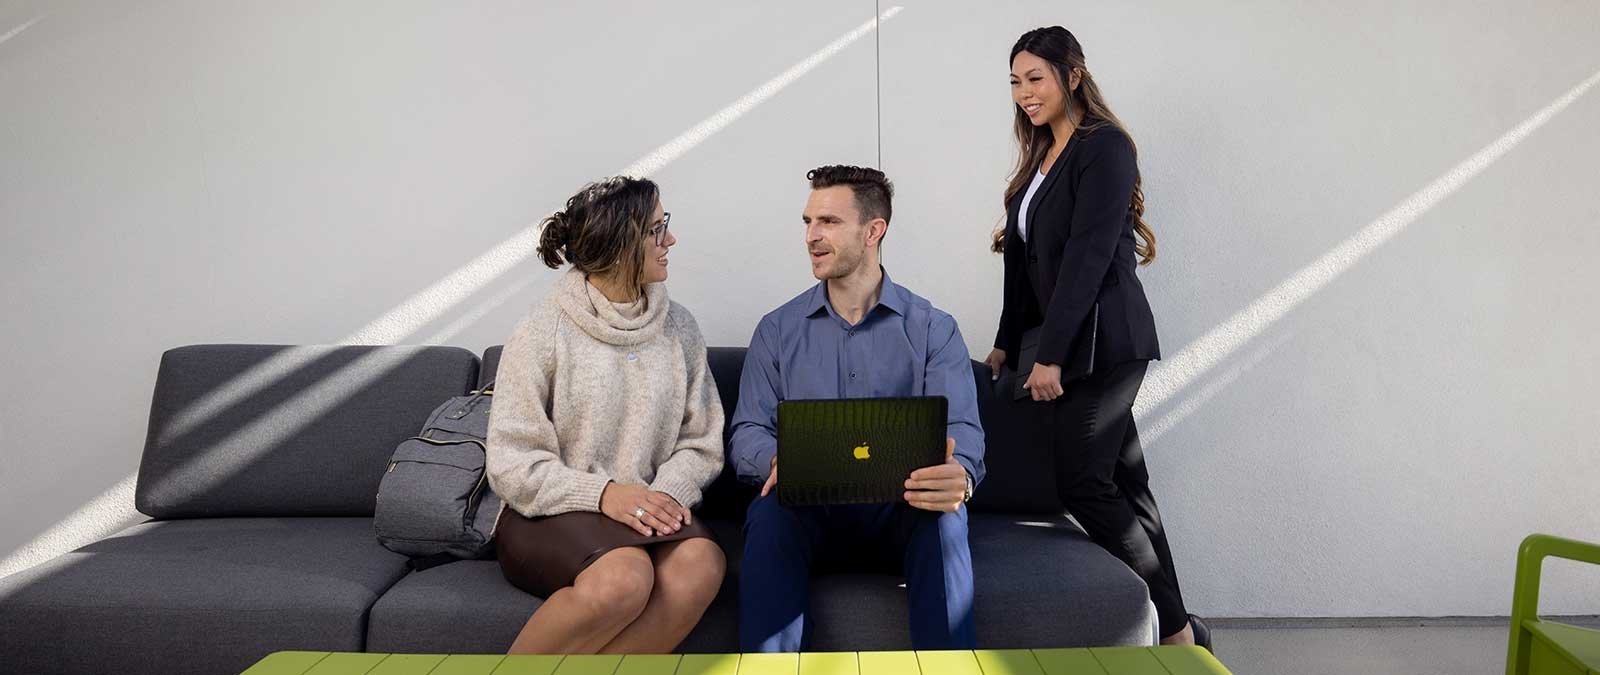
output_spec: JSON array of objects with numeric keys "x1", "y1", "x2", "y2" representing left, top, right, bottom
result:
[{"x1": 776, "y1": 396, "x2": 947, "y2": 507}]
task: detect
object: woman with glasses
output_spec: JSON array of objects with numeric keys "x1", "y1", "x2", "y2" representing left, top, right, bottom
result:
[
  {"x1": 984, "y1": 27, "x2": 1210, "y2": 649},
  {"x1": 487, "y1": 176, "x2": 725, "y2": 654}
]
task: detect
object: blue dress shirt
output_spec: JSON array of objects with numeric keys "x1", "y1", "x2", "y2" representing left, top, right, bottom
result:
[{"x1": 729, "y1": 269, "x2": 986, "y2": 488}]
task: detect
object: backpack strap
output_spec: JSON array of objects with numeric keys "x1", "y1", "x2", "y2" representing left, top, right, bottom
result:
[{"x1": 445, "y1": 382, "x2": 495, "y2": 421}]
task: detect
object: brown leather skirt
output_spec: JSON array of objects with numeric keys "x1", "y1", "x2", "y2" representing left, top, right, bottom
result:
[{"x1": 495, "y1": 507, "x2": 715, "y2": 598}]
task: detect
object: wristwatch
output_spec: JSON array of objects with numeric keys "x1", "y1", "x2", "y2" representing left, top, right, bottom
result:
[{"x1": 963, "y1": 472, "x2": 974, "y2": 503}]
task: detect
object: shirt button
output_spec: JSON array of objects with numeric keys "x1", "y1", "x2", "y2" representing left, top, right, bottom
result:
[{"x1": 850, "y1": 371, "x2": 857, "y2": 379}]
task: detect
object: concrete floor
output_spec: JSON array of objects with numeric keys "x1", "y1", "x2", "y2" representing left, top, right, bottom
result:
[
  {"x1": 1206, "y1": 617, "x2": 1600, "y2": 674},
  {"x1": 1211, "y1": 624, "x2": 1510, "y2": 675}
]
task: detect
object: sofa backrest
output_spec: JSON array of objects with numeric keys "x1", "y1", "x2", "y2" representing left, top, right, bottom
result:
[
  {"x1": 136, "y1": 345, "x2": 480, "y2": 519},
  {"x1": 479, "y1": 345, "x2": 501, "y2": 390},
  {"x1": 699, "y1": 348, "x2": 760, "y2": 519},
  {"x1": 479, "y1": 344, "x2": 1062, "y2": 516}
]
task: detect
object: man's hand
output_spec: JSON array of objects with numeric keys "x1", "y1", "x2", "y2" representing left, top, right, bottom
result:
[
  {"x1": 904, "y1": 438, "x2": 967, "y2": 513},
  {"x1": 760, "y1": 455, "x2": 778, "y2": 497},
  {"x1": 600, "y1": 482, "x2": 689, "y2": 536}
]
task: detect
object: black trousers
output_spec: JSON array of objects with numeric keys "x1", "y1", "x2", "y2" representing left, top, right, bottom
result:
[{"x1": 1047, "y1": 359, "x2": 1189, "y2": 637}]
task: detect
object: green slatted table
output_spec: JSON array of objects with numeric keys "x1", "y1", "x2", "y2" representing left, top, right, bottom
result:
[{"x1": 242, "y1": 647, "x2": 1229, "y2": 675}]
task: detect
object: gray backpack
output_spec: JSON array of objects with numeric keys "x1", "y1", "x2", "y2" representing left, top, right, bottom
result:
[{"x1": 374, "y1": 383, "x2": 502, "y2": 564}]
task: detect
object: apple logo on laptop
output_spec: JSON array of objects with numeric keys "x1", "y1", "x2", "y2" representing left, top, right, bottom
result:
[{"x1": 853, "y1": 443, "x2": 871, "y2": 460}]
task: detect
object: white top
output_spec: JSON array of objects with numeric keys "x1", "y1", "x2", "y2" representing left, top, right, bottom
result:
[{"x1": 1018, "y1": 169, "x2": 1048, "y2": 241}]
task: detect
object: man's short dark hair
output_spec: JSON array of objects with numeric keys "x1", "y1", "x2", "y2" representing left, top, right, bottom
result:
[{"x1": 807, "y1": 165, "x2": 894, "y2": 225}]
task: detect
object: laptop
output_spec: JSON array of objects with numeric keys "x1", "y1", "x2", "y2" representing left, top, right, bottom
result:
[{"x1": 776, "y1": 396, "x2": 948, "y2": 507}]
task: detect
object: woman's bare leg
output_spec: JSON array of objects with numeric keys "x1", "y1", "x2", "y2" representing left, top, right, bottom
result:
[
  {"x1": 508, "y1": 547, "x2": 655, "y2": 654},
  {"x1": 598, "y1": 538, "x2": 726, "y2": 654}
]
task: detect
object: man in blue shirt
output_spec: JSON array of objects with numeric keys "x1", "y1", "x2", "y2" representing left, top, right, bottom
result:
[{"x1": 730, "y1": 165, "x2": 986, "y2": 652}]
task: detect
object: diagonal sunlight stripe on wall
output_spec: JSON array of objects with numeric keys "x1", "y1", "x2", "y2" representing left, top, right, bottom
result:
[
  {"x1": 0, "y1": 348, "x2": 429, "y2": 581},
  {"x1": 619, "y1": 6, "x2": 903, "y2": 178},
  {"x1": 0, "y1": 15, "x2": 43, "y2": 47},
  {"x1": 1135, "y1": 66, "x2": 1600, "y2": 422},
  {"x1": 163, "y1": 5, "x2": 906, "y2": 444},
  {"x1": 421, "y1": 275, "x2": 539, "y2": 346},
  {"x1": 1143, "y1": 332, "x2": 1293, "y2": 444},
  {"x1": 345, "y1": 5, "x2": 903, "y2": 348},
  {"x1": 0, "y1": 7, "x2": 906, "y2": 580},
  {"x1": 0, "y1": 476, "x2": 135, "y2": 580}
]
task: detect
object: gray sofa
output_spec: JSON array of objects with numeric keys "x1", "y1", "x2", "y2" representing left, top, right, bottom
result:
[{"x1": 0, "y1": 343, "x2": 1155, "y2": 675}]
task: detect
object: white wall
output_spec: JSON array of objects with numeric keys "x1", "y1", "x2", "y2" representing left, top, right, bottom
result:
[{"x1": 2, "y1": 0, "x2": 1596, "y2": 618}]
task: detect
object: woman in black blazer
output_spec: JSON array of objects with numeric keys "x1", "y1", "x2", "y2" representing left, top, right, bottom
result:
[{"x1": 984, "y1": 26, "x2": 1208, "y2": 649}]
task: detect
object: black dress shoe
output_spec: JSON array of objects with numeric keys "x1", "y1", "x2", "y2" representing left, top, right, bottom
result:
[{"x1": 1188, "y1": 613, "x2": 1214, "y2": 653}]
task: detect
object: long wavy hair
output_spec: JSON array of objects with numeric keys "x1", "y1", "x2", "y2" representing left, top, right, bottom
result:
[{"x1": 993, "y1": 26, "x2": 1155, "y2": 265}]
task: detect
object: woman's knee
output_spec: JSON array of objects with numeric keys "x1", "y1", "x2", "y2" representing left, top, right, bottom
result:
[
  {"x1": 657, "y1": 539, "x2": 726, "y2": 599},
  {"x1": 573, "y1": 547, "x2": 655, "y2": 619}
]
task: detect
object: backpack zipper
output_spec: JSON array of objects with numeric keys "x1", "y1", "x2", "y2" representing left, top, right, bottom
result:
[{"x1": 386, "y1": 435, "x2": 487, "y2": 474}]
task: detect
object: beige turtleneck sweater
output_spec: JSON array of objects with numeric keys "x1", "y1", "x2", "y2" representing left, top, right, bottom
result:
[{"x1": 486, "y1": 268, "x2": 725, "y2": 518}]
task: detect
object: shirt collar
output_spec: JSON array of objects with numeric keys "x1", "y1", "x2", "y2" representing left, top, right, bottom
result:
[{"x1": 803, "y1": 267, "x2": 909, "y2": 319}]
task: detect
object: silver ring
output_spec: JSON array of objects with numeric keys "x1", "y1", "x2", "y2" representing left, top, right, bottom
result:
[{"x1": 633, "y1": 507, "x2": 647, "y2": 519}]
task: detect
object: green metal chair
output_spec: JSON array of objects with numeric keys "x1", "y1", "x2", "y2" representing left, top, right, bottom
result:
[{"x1": 1506, "y1": 533, "x2": 1600, "y2": 675}]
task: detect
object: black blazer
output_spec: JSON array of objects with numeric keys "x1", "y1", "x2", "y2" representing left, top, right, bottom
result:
[{"x1": 994, "y1": 126, "x2": 1161, "y2": 371}]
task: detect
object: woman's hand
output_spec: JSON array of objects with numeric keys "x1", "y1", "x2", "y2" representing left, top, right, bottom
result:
[
  {"x1": 600, "y1": 482, "x2": 688, "y2": 536},
  {"x1": 984, "y1": 349, "x2": 1007, "y2": 381},
  {"x1": 655, "y1": 491, "x2": 692, "y2": 527},
  {"x1": 1024, "y1": 362, "x2": 1063, "y2": 401}
]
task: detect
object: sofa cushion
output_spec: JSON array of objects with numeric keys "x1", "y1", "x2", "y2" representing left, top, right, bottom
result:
[
  {"x1": 366, "y1": 516, "x2": 746, "y2": 654},
  {"x1": 365, "y1": 560, "x2": 540, "y2": 654},
  {"x1": 807, "y1": 513, "x2": 1154, "y2": 650},
  {"x1": 0, "y1": 518, "x2": 410, "y2": 675},
  {"x1": 367, "y1": 514, "x2": 1149, "y2": 654},
  {"x1": 136, "y1": 344, "x2": 479, "y2": 518}
]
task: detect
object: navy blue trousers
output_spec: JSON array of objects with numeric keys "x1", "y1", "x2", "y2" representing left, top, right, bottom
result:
[{"x1": 738, "y1": 493, "x2": 976, "y2": 652}]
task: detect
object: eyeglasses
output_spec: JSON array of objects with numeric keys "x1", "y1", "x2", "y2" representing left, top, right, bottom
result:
[{"x1": 648, "y1": 212, "x2": 671, "y2": 247}]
